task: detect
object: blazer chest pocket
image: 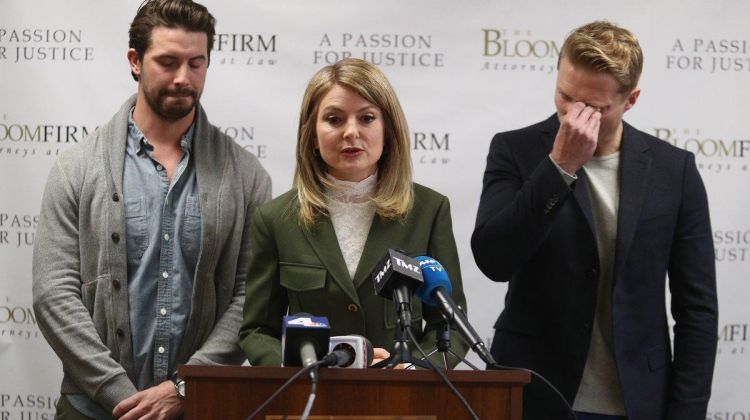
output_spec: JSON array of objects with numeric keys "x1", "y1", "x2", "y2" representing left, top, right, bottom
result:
[{"x1": 280, "y1": 263, "x2": 327, "y2": 314}]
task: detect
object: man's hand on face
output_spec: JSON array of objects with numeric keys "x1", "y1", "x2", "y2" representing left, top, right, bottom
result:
[
  {"x1": 112, "y1": 380, "x2": 183, "y2": 420},
  {"x1": 550, "y1": 102, "x2": 601, "y2": 174}
]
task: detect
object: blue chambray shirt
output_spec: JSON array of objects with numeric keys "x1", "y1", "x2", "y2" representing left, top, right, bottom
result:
[
  {"x1": 67, "y1": 110, "x2": 200, "y2": 419},
  {"x1": 123, "y1": 109, "x2": 200, "y2": 389}
]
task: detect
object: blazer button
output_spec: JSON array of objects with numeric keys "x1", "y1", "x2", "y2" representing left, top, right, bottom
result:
[
  {"x1": 113, "y1": 279, "x2": 121, "y2": 290},
  {"x1": 544, "y1": 195, "x2": 559, "y2": 214},
  {"x1": 112, "y1": 192, "x2": 120, "y2": 202},
  {"x1": 111, "y1": 232, "x2": 120, "y2": 243},
  {"x1": 347, "y1": 304, "x2": 358, "y2": 313},
  {"x1": 116, "y1": 328, "x2": 124, "y2": 337}
]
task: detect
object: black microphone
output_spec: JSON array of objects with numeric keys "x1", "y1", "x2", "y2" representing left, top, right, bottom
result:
[
  {"x1": 371, "y1": 249, "x2": 424, "y2": 328},
  {"x1": 324, "y1": 335, "x2": 375, "y2": 368},
  {"x1": 281, "y1": 313, "x2": 331, "y2": 369},
  {"x1": 415, "y1": 256, "x2": 497, "y2": 366}
]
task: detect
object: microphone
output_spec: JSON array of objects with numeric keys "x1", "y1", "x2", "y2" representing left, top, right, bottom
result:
[
  {"x1": 325, "y1": 335, "x2": 375, "y2": 368},
  {"x1": 281, "y1": 313, "x2": 331, "y2": 368},
  {"x1": 371, "y1": 249, "x2": 424, "y2": 327},
  {"x1": 415, "y1": 256, "x2": 497, "y2": 366}
]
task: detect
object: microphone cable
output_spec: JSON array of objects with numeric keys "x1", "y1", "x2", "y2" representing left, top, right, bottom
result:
[
  {"x1": 442, "y1": 316, "x2": 579, "y2": 420},
  {"x1": 299, "y1": 376, "x2": 317, "y2": 420},
  {"x1": 244, "y1": 360, "x2": 325, "y2": 420},
  {"x1": 405, "y1": 328, "x2": 479, "y2": 420},
  {"x1": 488, "y1": 361, "x2": 579, "y2": 420}
]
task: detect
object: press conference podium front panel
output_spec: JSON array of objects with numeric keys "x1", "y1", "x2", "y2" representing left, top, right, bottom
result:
[{"x1": 179, "y1": 365, "x2": 529, "y2": 419}]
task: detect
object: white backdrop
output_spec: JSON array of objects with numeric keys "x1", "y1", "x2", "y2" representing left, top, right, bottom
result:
[{"x1": 1, "y1": 1, "x2": 748, "y2": 418}]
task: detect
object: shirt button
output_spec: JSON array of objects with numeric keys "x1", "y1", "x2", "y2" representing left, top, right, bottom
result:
[
  {"x1": 158, "y1": 346, "x2": 165, "y2": 354},
  {"x1": 112, "y1": 279, "x2": 121, "y2": 290},
  {"x1": 111, "y1": 232, "x2": 120, "y2": 243},
  {"x1": 156, "y1": 164, "x2": 164, "y2": 171},
  {"x1": 112, "y1": 192, "x2": 120, "y2": 202},
  {"x1": 162, "y1": 271, "x2": 169, "y2": 278},
  {"x1": 164, "y1": 233, "x2": 170, "y2": 241},
  {"x1": 160, "y1": 308, "x2": 167, "y2": 316},
  {"x1": 347, "y1": 304, "x2": 358, "y2": 313},
  {"x1": 116, "y1": 328, "x2": 124, "y2": 337}
]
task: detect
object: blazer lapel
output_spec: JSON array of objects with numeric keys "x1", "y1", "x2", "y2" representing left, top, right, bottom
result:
[
  {"x1": 539, "y1": 115, "x2": 597, "y2": 238},
  {"x1": 614, "y1": 123, "x2": 651, "y2": 277},
  {"x1": 572, "y1": 171, "x2": 597, "y2": 239},
  {"x1": 352, "y1": 215, "x2": 393, "y2": 291},
  {"x1": 302, "y1": 216, "x2": 360, "y2": 303}
]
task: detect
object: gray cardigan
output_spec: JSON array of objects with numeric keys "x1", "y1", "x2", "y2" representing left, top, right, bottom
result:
[{"x1": 32, "y1": 95, "x2": 271, "y2": 411}]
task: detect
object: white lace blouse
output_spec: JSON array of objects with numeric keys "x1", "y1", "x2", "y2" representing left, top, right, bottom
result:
[{"x1": 325, "y1": 173, "x2": 377, "y2": 280}]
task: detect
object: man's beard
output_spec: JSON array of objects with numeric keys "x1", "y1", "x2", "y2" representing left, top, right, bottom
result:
[{"x1": 144, "y1": 85, "x2": 200, "y2": 122}]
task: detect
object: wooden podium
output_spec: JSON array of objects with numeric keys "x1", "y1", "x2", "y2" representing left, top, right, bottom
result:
[{"x1": 179, "y1": 365, "x2": 529, "y2": 419}]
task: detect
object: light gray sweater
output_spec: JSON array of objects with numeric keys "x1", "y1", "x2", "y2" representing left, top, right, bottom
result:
[{"x1": 32, "y1": 95, "x2": 271, "y2": 411}]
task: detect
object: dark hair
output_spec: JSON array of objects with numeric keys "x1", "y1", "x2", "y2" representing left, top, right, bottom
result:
[{"x1": 128, "y1": 0, "x2": 216, "y2": 81}]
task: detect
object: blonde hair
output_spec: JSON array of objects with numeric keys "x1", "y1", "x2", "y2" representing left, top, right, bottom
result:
[
  {"x1": 294, "y1": 58, "x2": 413, "y2": 227},
  {"x1": 560, "y1": 21, "x2": 643, "y2": 93}
]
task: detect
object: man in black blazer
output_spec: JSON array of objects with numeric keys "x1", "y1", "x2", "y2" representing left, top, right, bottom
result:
[{"x1": 472, "y1": 21, "x2": 717, "y2": 420}]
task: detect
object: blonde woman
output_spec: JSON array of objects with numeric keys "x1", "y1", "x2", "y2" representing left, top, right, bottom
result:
[{"x1": 239, "y1": 58, "x2": 467, "y2": 367}]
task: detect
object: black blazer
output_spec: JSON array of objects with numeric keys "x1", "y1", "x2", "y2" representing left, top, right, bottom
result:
[{"x1": 472, "y1": 115, "x2": 718, "y2": 420}]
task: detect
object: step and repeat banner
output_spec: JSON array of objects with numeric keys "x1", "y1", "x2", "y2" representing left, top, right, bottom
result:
[{"x1": 2, "y1": 1, "x2": 748, "y2": 418}]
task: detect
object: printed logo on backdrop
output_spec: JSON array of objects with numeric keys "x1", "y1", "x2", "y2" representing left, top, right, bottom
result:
[
  {"x1": 313, "y1": 33, "x2": 444, "y2": 67},
  {"x1": 481, "y1": 28, "x2": 558, "y2": 74},
  {"x1": 1, "y1": 296, "x2": 60, "y2": 420},
  {"x1": 0, "y1": 212, "x2": 37, "y2": 249},
  {"x1": 0, "y1": 28, "x2": 94, "y2": 63},
  {"x1": 411, "y1": 131, "x2": 450, "y2": 165},
  {"x1": 713, "y1": 230, "x2": 749, "y2": 264},
  {"x1": 653, "y1": 128, "x2": 750, "y2": 174},
  {"x1": 717, "y1": 322, "x2": 748, "y2": 357},
  {"x1": 0, "y1": 394, "x2": 57, "y2": 420},
  {"x1": 212, "y1": 33, "x2": 277, "y2": 66},
  {"x1": 215, "y1": 125, "x2": 268, "y2": 160},
  {"x1": 666, "y1": 38, "x2": 750, "y2": 73},
  {"x1": 0, "y1": 115, "x2": 93, "y2": 160},
  {"x1": 0, "y1": 296, "x2": 41, "y2": 342},
  {"x1": 705, "y1": 412, "x2": 750, "y2": 420}
]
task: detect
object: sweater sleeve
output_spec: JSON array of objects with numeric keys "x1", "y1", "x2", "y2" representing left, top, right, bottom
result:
[
  {"x1": 186, "y1": 166, "x2": 273, "y2": 366},
  {"x1": 32, "y1": 160, "x2": 137, "y2": 412}
]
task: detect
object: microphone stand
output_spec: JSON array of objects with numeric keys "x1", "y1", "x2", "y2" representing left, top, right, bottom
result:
[
  {"x1": 422, "y1": 323, "x2": 480, "y2": 370},
  {"x1": 371, "y1": 297, "x2": 432, "y2": 369}
]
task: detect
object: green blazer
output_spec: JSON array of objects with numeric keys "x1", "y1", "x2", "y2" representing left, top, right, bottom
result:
[{"x1": 239, "y1": 183, "x2": 468, "y2": 367}]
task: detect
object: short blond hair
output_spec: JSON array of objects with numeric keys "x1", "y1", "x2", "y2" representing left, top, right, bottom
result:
[
  {"x1": 560, "y1": 21, "x2": 643, "y2": 93},
  {"x1": 294, "y1": 58, "x2": 413, "y2": 228}
]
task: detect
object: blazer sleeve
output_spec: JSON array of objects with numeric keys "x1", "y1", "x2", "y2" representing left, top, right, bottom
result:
[
  {"x1": 471, "y1": 132, "x2": 573, "y2": 282},
  {"x1": 239, "y1": 205, "x2": 285, "y2": 366},
  {"x1": 665, "y1": 152, "x2": 718, "y2": 420},
  {"x1": 418, "y1": 195, "x2": 470, "y2": 368}
]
